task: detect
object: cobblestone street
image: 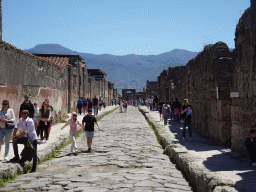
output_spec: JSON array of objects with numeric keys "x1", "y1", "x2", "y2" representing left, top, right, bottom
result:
[{"x1": 0, "y1": 107, "x2": 193, "y2": 192}]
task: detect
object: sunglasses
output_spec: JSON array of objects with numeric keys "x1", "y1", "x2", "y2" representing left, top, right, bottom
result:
[{"x1": 2, "y1": 104, "x2": 8, "y2": 105}]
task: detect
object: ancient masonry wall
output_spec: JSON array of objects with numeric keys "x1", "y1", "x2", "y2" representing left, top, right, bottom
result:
[
  {"x1": 231, "y1": 5, "x2": 256, "y2": 155},
  {"x1": 0, "y1": 41, "x2": 69, "y2": 122},
  {"x1": 165, "y1": 42, "x2": 233, "y2": 146}
]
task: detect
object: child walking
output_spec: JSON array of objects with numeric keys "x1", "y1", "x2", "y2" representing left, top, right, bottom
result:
[{"x1": 61, "y1": 112, "x2": 84, "y2": 153}]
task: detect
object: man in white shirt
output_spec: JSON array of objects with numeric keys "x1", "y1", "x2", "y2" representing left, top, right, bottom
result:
[{"x1": 10, "y1": 110, "x2": 38, "y2": 172}]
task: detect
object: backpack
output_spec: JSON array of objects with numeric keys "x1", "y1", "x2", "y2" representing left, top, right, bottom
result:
[{"x1": 163, "y1": 107, "x2": 168, "y2": 112}]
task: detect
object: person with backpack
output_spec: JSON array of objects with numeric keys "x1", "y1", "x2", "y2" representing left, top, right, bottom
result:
[
  {"x1": 181, "y1": 101, "x2": 193, "y2": 141},
  {"x1": 11, "y1": 110, "x2": 38, "y2": 173},
  {"x1": 162, "y1": 101, "x2": 171, "y2": 125}
]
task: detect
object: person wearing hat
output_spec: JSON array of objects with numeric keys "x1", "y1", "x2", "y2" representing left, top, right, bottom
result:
[
  {"x1": 82, "y1": 109, "x2": 100, "y2": 152},
  {"x1": 19, "y1": 95, "x2": 34, "y2": 119},
  {"x1": 61, "y1": 112, "x2": 84, "y2": 153},
  {"x1": 11, "y1": 110, "x2": 38, "y2": 173}
]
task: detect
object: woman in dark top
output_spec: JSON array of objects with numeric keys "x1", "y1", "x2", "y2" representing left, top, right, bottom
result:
[
  {"x1": 88, "y1": 98, "x2": 93, "y2": 111},
  {"x1": 39, "y1": 101, "x2": 51, "y2": 144}
]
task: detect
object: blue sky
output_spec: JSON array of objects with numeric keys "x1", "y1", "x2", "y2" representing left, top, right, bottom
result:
[{"x1": 2, "y1": 0, "x2": 250, "y2": 55}]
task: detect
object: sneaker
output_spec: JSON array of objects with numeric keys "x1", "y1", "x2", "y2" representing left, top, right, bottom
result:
[
  {"x1": 88, "y1": 147, "x2": 92, "y2": 152},
  {"x1": 75, "y1": 149, "x2": 78, "y2": 155},
  {"x1": 10, "y1": 156, "x2": 19, "y2": 162},
  {"x1": 45, "y1": 140, "x2": 48, "y2": 143},
  {"x1": 183, "y1": 137, "x2": 185, "y2": 141},
  {"x1": 4, "y1": 156, "x2": 8, "y2": 161},
  {"x1": 252, "y1": 163, "x2": 256, "y2": 166},
  {"x1": 39, "y1": 140, "x2": 44, "y2": 144}
]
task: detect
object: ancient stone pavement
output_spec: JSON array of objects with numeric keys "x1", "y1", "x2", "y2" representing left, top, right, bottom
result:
[{"x1": 0, "y1": 106, "x2": 193, "y2": 192}]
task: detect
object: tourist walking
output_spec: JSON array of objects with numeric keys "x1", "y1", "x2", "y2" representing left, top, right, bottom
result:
[
  {"x1": 149, "y1": 97, "x2": 154, "y2": 110},
  {"x1": 103, "y1": 98, "x2": 107, "y2": 109},
  {"x1": 123, "y1": 101, "x2": 128, "y2": 113},
  {"x1": 245, "y1": 115, "x2": 256, "y2": 166},
  {"x1": 82, "y1": 109, "x2": 100, "y2": 152},
  {"x1": 181, "y1": 101, "x2": 193, "y2": 141},
  {"x1": 33, "y1": 102, "x2": 40, "y2": 131},
  {"x1": 158, "y1": 99, "x2": 164, "y2": 121},
  {"x1": 92, "y1": 95, "x2": 99, "y2": 116},
  {"x1": 45, "y1": 99, "x2": 53, "y2": 137},
  {"x1": 82, "y1": 98, "x2": 88, "y2": 115},
  {"x1": 19, "y1": 95, "x2": 34, "y2": 118},
  {"x1": 88, "y1": 98, "x2": 93, "y2": 112},
  {"x1": 99, "y1": 97, "x2": 103, "y2": 111},
  {"x1": 173, "y1": 98, "x2": 181, "y2": 122},
  {"x1": 154, "y1": 96, "x2": 159, "y2": 111},
  {"x1": 162, "y1": 101, "x2": 171, "y2": 125},
  {"x1": 119, "y1": 100, "x2": 123, "y2": 113},
  {"x1": 38, "y1": 101, "x2": 52, "y2": 143},
  {"x1": 170, "y1": 98, "x2": 175, "y2": 121},
  {"x1": 0, "y1": 100, "x2": 15, "y2": 161},
  {"x1": 11, "y1": 110, "x2": 38, "y2": 173},
  {"x1": 61, "y1": 112, "x2": 84, "y2": 154},
  {"x1": 77, "y1": 97, "x2": 83, "y2": 115}
]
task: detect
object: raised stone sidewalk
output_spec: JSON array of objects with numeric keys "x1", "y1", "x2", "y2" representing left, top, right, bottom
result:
[
  {"x1": 139, "y1": 106, "x2": 256, "y2": 192},
  {"x1": 0, "y1": 106, "x2": 118, "y2": 180}
]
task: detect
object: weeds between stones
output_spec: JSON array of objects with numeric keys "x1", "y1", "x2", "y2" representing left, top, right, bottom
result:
[{"x1": 0, "y1": 107, "x2": 118, "y2": 188}]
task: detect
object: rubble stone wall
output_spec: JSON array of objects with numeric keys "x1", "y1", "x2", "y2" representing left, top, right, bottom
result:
[
  {"x1": 231, "y1": 5, "x2": 256, "y2": 155},
  {"x1": 0, "y1": 41, "x2": 69, "y2": 122}
]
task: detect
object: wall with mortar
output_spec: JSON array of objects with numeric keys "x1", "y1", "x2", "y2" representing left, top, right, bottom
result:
[
  {"x1": 231, "y1": 4, "x2": 256, "y2": 155},
  {"x1": 158, "y1": 42, "x2": 234, "y2": 147},
  {"x1": 0, "y1": 41, "x2": 69, "y2": 122}
]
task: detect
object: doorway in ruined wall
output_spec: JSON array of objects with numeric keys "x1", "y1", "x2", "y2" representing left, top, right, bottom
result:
[{"x1": 122, "y1": 89, "x2": 136, "y2": 101}]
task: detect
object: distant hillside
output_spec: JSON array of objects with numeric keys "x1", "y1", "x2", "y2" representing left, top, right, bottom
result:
[{"x1": 25, "y1": 44, "x2": 198, "y2": 93}]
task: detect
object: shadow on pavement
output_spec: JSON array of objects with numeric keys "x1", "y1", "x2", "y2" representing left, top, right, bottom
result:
[{"x1": 167, "y1": 117, "x2": 256, "y2": 191}]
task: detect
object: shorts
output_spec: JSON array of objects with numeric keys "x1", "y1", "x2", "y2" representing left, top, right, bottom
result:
[
  {"x1": 85, "y1": 131, "x2": 94, "y2": 138},
  {"x1": 33, "y1": 117, "x2": 39, "y2": 123}
]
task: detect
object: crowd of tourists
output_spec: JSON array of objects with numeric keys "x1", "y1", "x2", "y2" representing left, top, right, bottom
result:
[
  {"x1": 0, "y1": 94, "x2": 103, "y2": 172},
  {"x1": 76, "y1": 95, "x2": 107, "y2": 116},
  {"x1": 145, "y1": 96, "x2": 256, "y2": 167},
  {"x1": 145, "y1": 97, "x2": 193, "y2": 141}
]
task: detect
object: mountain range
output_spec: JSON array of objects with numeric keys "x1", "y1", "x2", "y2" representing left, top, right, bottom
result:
[{"x1": 25, "y1": 44, "x2": 199, "y2": 93}]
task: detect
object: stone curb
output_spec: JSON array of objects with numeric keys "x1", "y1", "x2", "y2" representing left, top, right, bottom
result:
[
  {"x1": 139, "y1": 107, "x2": 238, "y2": 192},
  {"x1": 0, "y1": 106, "x2": 119, "y2": 181}
]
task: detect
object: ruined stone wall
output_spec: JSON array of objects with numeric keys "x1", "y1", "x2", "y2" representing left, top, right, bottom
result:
[
  {"x1": 0, "y1": 41, "x2": 70, "y2": 122},
  {"x1": 0, "y1": 0, "x2": 2, "y2": 41},
  {"x1": 146, "y1": 81, "x2": 159, "y2": 99},
  {"x1": 187, "y1": 42, "x2": 233, "y2": 146},
  {"x1": 158, "y1": 70, "x2": 168, "y2": 101},
  {"x1": 231, "y1": 5, "x2": 256, "y2": 155},
  {"x1": 158, "y1": 42, "x2": 233, "y2": 146},
  {"x1": 168, "y1": 66, "x2": 186, "y2": 101}
]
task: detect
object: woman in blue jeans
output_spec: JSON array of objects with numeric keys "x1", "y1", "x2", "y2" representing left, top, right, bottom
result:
[{"x1": 0, "y1": 100, "x2": 15, "y2": 161}]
